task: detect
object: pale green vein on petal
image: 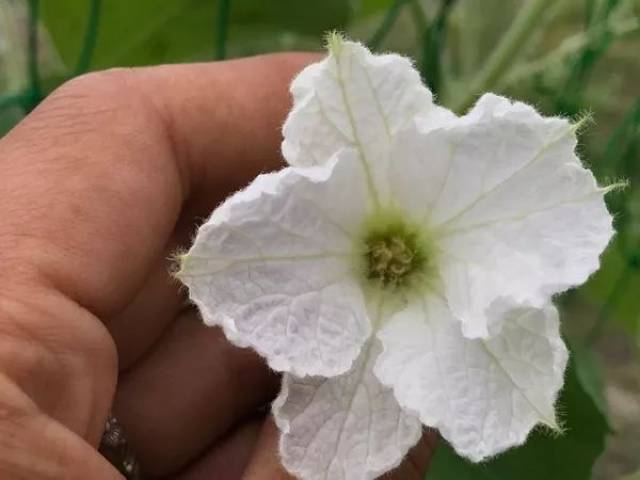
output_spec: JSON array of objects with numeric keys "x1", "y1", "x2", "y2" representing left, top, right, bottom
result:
[
  {"x1": 481, "y1": 340, "x2": 560, "y2": 430},
  {"x1": 361, "y1": 64, "x2": 392, "y2": 140},
  {"x1": 315, "y1": 92, "x2": 354, "y2": 146},
  {"x1": 332, "y1": 48, "x2": 382, "y2": 211},
  {"x1": 433, "y1": 125, "x2": 577, "y2": 231},
  {"x1": 436, "y1": 189, "x2": 605, "y2": 238},
  {"x1": 323, "y1": 340, "x2": 376, "y2": 477},
  {"x1": 420, "y1": 297, "x2": 456, "y2": 425},
  {"x1": 424, "y1": 140, "x2": 461, "y2": 225},
  {"x1": 177, "y1": 252, "x2": 352, "y2": 278}
]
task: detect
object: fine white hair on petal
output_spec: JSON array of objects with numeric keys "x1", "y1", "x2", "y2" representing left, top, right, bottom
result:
[
  {"x1": 374, "y1": 295, "x2": 568, "y2": 463},
  {"x1": 178, "y1": 150, "x2": 375, "y2": 378},
  {"x1": 282, "y1": 36, "x2": 440, "y2": 203},
  {"x1": 389, "y1": 92, "x2": 613, "y2": 338},
  {"x1": 273, "y1": 339, "x2": 422, "y2": 480}
]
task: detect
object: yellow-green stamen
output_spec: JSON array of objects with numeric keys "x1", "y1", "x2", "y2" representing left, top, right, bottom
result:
[{"x1": 358, "y1": 211, "x2": 434, "y2": 292}]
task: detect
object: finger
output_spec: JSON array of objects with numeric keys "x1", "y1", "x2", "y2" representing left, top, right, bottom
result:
[
  {"x1": 241, "y1": 417, "x2": 292, "y2": 480},
  {"x1": 0, "y1": 375, "x2": 121, "y2": 480},
  {"x1": 113, "y1": 310, "x2": 279, "y2": 476},
  {"x1": 173, "y1": 416, "x2": 264, "y2": 480},
  {"x1": 241, "y1": 418, "x2": 438, "y2": 480},
  {"x1": 0, "y1": 286, "x2": 116, "y2": 443}
]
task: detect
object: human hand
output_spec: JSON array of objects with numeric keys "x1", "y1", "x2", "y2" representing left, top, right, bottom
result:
[{"x1": 0, "y1": 54, "x2": 437, "y2": 479}]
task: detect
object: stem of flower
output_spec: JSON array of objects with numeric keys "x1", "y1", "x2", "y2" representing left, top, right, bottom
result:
[
  {"x1": 74, "y1": 0, "x2": 102, "y2": 76},
  {"x1": 408, "y1": 0, "x2": 429, "y2": 35},
  {"x1": 25, "y1": 0, "x2": 42, "y2": 112},
  {"x1": 449, "y1": 0, "x2": 554, "y2": 113},
  {"x1": 215, "y1": 0, "x2": 231, "y2": 60},
  {"x1": 419, "y1": 0, "x2": 458, "y2": 96},
  {"x1": 367, "y1": 0, "x2": 408, "y2": 51}
]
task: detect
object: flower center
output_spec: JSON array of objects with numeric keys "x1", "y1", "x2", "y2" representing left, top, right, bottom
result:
[
  {"x1": 367, "y1": 235, "x2": 416, "y2": 285},
  {"x1": 360, "y1": 214, "x2": 431, "y2": 290}
]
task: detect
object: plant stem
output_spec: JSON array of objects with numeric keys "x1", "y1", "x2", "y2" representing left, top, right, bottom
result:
[
  {"x1": 419, "y1": 0, "x2": 458, "y2": 96},
  {"x1": 367, "y1": 0, "x2": 407, "y2": 51},
  {"x1": 450, "y1": 0, "x2": 554, "y2": 113},
  {"x1": 25, "y1": 0, "x2": 42, "y2": 111},
  {"x1": 74, "y1": 0, "x2": 102, "y2": 75},
  {"x1": 215, "y1": 0, "x2": 231, "y2": 60},
  {"x1": 500, "y1": 16, "x2": 640, "y2": 89},
  {"x1": 554, "y1": 0, "x2": 624, "y2": 115},
  {"x1": 408, "y1": 0, "x2": 429, "y2": 35}
]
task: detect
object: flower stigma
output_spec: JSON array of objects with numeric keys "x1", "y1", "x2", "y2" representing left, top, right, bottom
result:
[{"x1": 358, "y1": 210, "x2": 435, "y2": 293}]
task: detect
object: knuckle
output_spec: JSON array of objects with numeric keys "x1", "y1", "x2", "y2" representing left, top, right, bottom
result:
[
  {"x1": 0, "y1": 290, "x2": 117, "y2": 416},
  {"x1": 0, "y1": 406, "x2": 84, "y2": 480},
  {"x1": 32, "y1": 67, "x2": 154, "y2": 138},
  {"x1": 51, "y1": 68, "x2": 137, "y2": 105},
  {"x1": 5, "y1": 65, "x2": 168, "y2": 183},
  {"x1": 0, "y1": 376, "x2": 56, "y2": 479}
]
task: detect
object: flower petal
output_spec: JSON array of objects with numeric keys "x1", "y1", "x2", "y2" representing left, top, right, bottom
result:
[
  {"x1": 282, "y1": 36, "x2": 441, "y2": 206},
  {"x1": 392, "y1": 93, "x2": 613, "y2": 337},
  {"x1": 387, "y1": 122, "x2": 457, "y2": 224},
  {"x1": 178, "y1": 152, "x2": 373, "y2": 377},
  {"x1": 375, "y1": 295, "x2": 568, "y2": 462},
  {"x1": 273, "y1": 339, "x2": 422, "y2": 480}
]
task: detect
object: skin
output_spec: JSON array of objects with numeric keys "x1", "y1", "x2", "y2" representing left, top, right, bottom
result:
[{"x1": 0, "y1": 53, "x2": 437, "y2": 479}]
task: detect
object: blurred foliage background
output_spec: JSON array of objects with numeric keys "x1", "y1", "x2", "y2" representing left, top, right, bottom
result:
[{"x1": 0, "y1": 0, "x2": 638, "y2": 479}]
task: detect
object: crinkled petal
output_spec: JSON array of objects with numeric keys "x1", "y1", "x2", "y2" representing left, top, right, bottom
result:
[
  {"x1": 394, "y1": 93, "x2": 613, "y2": 337},
  {"x1": 178, "y1": 151, "x2": 374, "y2": 377},
  {"x1": 282, "y1": 36, "x2": 444, "y2": 206},
  {"x1": 274, "y1": 339, "x2": 422, "y2": 480},
  {"x1": 374, "y1": 295, "x2": 568, "y2": 462},
  {"x1": 283, "y1": 36, "x2": 435, "y2": 167},
  {"x1": 387, "y1": 121, "x2": 457, "y2": 224}
]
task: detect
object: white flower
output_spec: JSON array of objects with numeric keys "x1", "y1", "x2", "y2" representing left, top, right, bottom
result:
[{"x1": 177, "y1": 34, "x2": 614, "y2": 479}]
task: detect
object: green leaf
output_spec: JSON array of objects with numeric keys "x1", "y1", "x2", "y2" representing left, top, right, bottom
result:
[
  {"x1": 41, "y1": 0, "x2": 349, "y2": 71},
  {"x1": 427, "y1": 352, "x2": 608, "y2": 480},
  {"x1": 570, "y1": 340, "x2": 612, "y2": 430}
]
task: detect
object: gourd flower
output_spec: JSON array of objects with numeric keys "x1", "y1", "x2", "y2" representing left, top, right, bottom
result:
[{"x1": 177, "y1": 34, "x2": 614, "y2": 480}]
